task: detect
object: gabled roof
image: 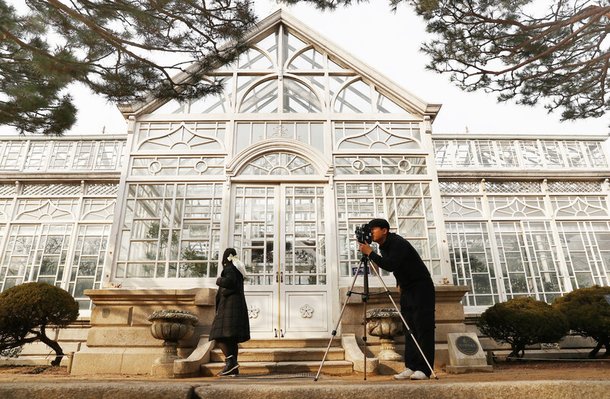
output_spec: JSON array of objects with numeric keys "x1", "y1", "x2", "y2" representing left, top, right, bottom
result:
[{"x1": 119, "y1": 8, "x2": 441, "y2": 120}]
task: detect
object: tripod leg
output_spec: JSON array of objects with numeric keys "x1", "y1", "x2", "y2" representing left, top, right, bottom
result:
[
  {"x1": 369, "y1": 261, "x2": 438, "y2": 380},
  {"x1": 314, "y1": 261, "x2": 362, "y2": 381},
  {"x1": 362, "y1": 294, "x2": 367, "y2": 380}
]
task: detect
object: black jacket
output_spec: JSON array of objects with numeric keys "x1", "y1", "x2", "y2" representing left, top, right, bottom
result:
[
  {"x1": 209, "y1": 263, "x2": 250, "y2": 343},
  {"x1": 367, "y1": 232, "x2": 432, "y2": 290}
]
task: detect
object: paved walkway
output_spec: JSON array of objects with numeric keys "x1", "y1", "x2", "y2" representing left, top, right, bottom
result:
[{"x1": 1, "y1": 364, "x2": 609, "y2": 399}]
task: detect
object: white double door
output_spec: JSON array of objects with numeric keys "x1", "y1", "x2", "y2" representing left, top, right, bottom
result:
[{"x1": 231, "y1": 184, "x2": 331, "y2": 338}]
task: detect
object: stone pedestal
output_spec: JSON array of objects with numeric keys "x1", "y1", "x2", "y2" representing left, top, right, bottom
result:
[
  {"x1": 148, "y1": 310, "x2": 198, "y2": 377},
  {"x1": 446, "y1": 332, "x2": 493, "y2": 373},
  {"x1": 70, "y1": 288, "x2": 215, "y2": 375},
  {"x1": 340, "y1": 284, "x2": 469, "y2": 371},
  {"x1": 365, "y1": 307, "x2": 403, "y2": 375}
]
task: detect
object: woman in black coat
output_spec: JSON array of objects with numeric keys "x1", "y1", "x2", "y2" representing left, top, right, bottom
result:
[{"x1": 209, "y1": 248, "x2": 250, "y2": 376}]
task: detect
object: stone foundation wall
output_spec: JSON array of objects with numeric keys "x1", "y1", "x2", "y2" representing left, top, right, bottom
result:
[
  {"x1": 339, "y1": 285, "x2": 470, "y2": 368},
  {"x1": 70, "y1": 288, "x2": 216, "y2": 375},
  {"x1": 0, "y1": 321, "x2": 90, "y2": 367}
]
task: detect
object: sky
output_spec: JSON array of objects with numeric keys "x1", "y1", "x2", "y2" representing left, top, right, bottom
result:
[{"x1": 5, "y1": 1, "x2": 609, "y2": 137}]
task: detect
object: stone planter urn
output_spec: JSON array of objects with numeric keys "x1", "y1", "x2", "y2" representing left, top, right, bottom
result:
[
  {"x1": 148, "y1": 309, "x2": 198, "y2": 367},
  {"x1": 366, "y1": 308, "x2": 404, "y2": 361}
]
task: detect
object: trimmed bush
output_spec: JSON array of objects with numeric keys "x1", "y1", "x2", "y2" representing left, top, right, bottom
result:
[
  {"x1": 0, "y1": 282, "x2": 79, "y2": 366},
  {"x1": 477, "y1": 296, "x2": 569, "y2": 358},
  {"x1": 554, "y1": 285, "x2": 610, "y2": 358}
]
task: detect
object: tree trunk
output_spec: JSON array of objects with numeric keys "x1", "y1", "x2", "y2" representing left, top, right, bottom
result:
[
  {"x1": 37, "y1": 331, "x2": 64, "y2": 366},
  {"x1": 588, "y1": 341, "x2": 603, "y2": 358}
]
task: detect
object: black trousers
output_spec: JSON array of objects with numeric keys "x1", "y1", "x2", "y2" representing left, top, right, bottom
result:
[{"x1": 399, "y1": 280, "x2": 435, "y2": 376}]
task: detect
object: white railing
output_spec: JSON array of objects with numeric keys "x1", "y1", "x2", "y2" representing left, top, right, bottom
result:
[
  {"x1": 433, "y1": 138, "x2": 609, "y2": 170},
  {"x1": 0, "y1": 136, "x2": 126, "y2": 173}
]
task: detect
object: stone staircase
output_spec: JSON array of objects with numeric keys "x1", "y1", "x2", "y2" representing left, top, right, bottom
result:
[{"x1": 201, "y1": 338, "x2": 353, "y2": 376}]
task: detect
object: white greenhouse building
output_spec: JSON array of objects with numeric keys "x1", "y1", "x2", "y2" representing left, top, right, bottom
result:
[{"x1": 0, "y1": 10, "x2": 608, "y2": 374}]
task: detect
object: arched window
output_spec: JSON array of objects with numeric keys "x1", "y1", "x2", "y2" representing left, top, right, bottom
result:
[{"x1": 239, "y1": 152, "x2": 315, "y2": 175}]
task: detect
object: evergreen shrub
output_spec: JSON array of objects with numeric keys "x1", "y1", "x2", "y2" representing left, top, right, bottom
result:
[
  {"x1": 0, "y1": 282, "x2": 79, "y2": 366},
  {"x1": 477, "y1": 296, "x2": 569, "y2": 358},
  {"x1": 554, "y1": 285, "x2": 610, "y2": 358}
]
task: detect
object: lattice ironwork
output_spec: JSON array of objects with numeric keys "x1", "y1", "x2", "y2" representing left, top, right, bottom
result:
[
  {"x1": 87, "y1": 184, "x2": 119, "y2": 196},
  {"x1": 0, "y1": 184, "x2": 16, "y2": 196},
  {"x1": 21, "y1": 184, "x2": 82, "y2": 196},
  {"x1": 439, "y1": 181, "x2": 480, "y2": 194},
  {"x1": 546, "y1": 181, "x2": 602, "y2": 193},
  {"x1": 485, "y1": 181, "x2": 541, "y2": 194}
]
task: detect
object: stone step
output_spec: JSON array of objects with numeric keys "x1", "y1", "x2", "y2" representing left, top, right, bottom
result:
[
  {"x1": 239, "y1": 339, "x2": 341, "y2": 349},
  {"x1": 201, "y1": 360, "x2": 353, "y2": 376},
  {"x1": 210, "y1": 347, "x2": 344, "y2": 362}
]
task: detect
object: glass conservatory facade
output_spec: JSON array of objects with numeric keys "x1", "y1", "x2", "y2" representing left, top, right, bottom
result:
[{"x1": 0, "y1": 12, "x2": 608, "y2": 333}]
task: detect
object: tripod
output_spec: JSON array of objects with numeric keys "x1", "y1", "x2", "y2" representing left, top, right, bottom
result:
[{"x1": 314, "y1": 252, "x2": 437, "y2": 381}]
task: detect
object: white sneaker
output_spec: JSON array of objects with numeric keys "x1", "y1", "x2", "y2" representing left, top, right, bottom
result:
[
  {"x1": 410, "y1": 370, "x2": 429, "y2": 380},
  {"x1": 393, "y1": 368, "x2": 414, "y2": 380}
]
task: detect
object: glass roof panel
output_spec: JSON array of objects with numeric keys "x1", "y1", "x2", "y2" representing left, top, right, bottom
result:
[
  {"x1": 283, "y1": 79, "x2": 322, "y2": 113},
  {"x1": 256, "y1": 31, "x2": 279, "y2": 67},
  {"x1": 240, "y1": 80, "x2": 278, "y2": 113},
  {"x1": 334, "y1": 80, "x2": 372, "y2": 113},
  {"x1": 377, "y1": 94, "x2": 409, "y2": 114},
  {"x1": 285, "y1": 31, "x2": 307, "y2": 60},
  {"x1": 288, "y1": 48, "x2": 325, "y2": 70},
  {"x1": 237, "y1": 48, "x2": 274, "y2": 69}
]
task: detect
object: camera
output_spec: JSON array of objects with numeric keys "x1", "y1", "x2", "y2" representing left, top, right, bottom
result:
[{"x1": 355, "y1": 223, "x2": 372, "y2": 244}]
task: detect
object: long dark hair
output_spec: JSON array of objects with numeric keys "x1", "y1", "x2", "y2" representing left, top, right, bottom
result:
[{"x1": 222, "y1": 247, "x2": 237, "y2": 268}]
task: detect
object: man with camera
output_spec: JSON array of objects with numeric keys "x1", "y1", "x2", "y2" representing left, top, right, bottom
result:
[{"x1": 357, "y1": 218, "x2": 435, "y2": 380}]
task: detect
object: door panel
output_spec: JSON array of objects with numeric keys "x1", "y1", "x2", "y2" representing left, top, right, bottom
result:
[
  {"x1": 232, "y1": 184, "x2": 330, "y2": 338},
  {"x1": 280, "y1": 185, "x2": 329, "y2": 338},
  {"x1": 285, "y1": 292, "x2": 328, "y2": 332},
  {"x1": 233, "y1": 185, "x2": 279, "y2": 337}
]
